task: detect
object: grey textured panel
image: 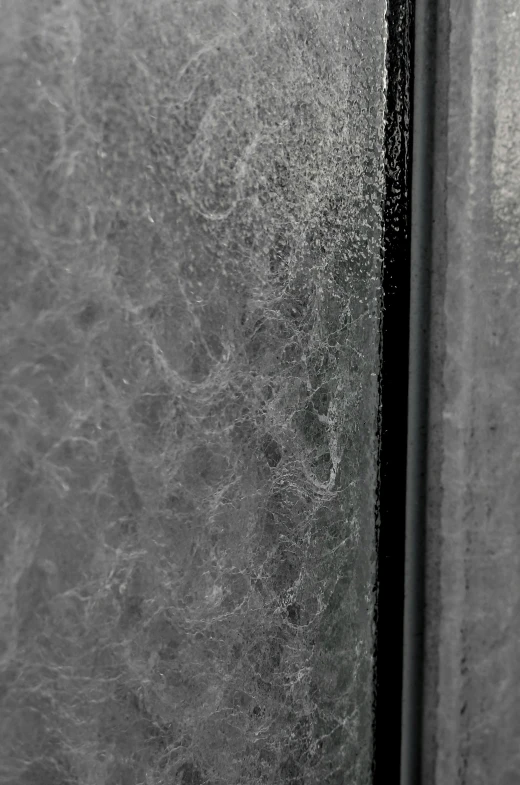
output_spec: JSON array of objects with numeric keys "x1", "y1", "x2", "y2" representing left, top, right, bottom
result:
[
  {"x1": 0, "y1": 2, "x2": 389, "y2": 784},
  {"x1": 424, "y1": 1, "x2": 520, "y2": 783}
]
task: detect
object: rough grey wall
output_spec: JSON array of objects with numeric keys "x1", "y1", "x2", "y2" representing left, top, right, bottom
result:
[{"x1": 425, "y1": 1, "x2": 520, "y2": 783}]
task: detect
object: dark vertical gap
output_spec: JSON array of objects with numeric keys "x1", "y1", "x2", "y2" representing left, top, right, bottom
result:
[
  {"x1": 372, "y1": 0, "x2": 415, "y2": 783},
  {"x1": 401, "y1": 0, "x2": 441, "y2": 782}
]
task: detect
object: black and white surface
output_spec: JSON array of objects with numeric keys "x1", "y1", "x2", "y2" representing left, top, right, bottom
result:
[{"x1": 0, "y1": 3, "x2": 389, "y2": 784}]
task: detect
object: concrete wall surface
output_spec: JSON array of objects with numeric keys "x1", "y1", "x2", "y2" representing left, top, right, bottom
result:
[{"x1": 423, "y1": 1, "x2": 520, "y2": 783}]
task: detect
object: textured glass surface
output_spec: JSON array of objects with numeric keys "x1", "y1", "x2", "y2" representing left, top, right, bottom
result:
[{"x1": 0, "y1": 2, "x2": 387, "y2": 784}]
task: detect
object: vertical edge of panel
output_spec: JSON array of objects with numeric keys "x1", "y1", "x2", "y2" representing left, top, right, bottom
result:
[
  {"x1": 402, "y1": 0, "x2": 444, "y2": 783},
  {"x1": 372, "y1": 0, "x2": 414, "y2": 782}
]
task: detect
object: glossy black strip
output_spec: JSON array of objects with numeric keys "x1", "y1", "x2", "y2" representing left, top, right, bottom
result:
[
  {"x1": 401, "y1": 0, "x2": 441, "y2": 781},
  {"x1": 372, "y1": 0, "x2": 415, "y2": 782}
]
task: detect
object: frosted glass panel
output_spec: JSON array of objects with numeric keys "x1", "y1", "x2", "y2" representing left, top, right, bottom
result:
[
  {"x1": 418, "y1": 2, "x2": 520, "y2": 783},
  {"x1": 0, "y1": 2, "x2": 389, "y2": 784}
]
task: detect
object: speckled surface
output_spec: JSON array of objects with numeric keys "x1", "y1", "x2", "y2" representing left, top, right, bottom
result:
[{"x1": 0, "y1": 3, "x2": 388, "y2": 784}]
